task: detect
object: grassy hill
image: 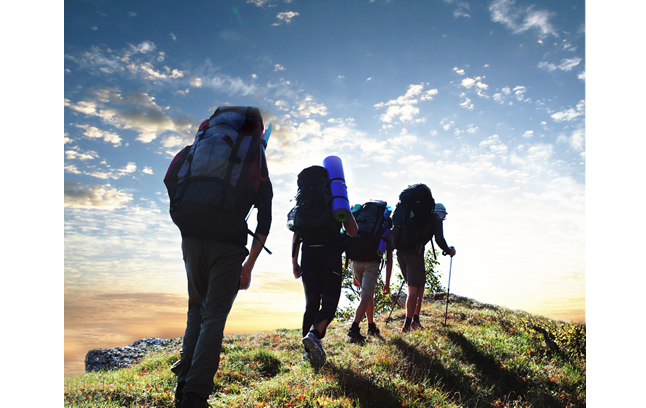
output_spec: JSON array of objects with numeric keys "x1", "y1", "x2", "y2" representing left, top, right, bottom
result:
[{"x1": 63, "y1": 296, "x2": 585, "y2": 407}]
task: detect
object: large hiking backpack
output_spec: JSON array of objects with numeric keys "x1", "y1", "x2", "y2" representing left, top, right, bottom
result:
[
  {"x1": 345, "y1": 200, "x2": 391, "y2": 262},
  {"x1": 163, "y1": 106, "x2": 268, "y2": 241},
  {"x1": 287, "y1": 165, "x2": 340, "y2": 245},
  {"x1": 391, "y1": 184, "x2": 435, "y2": 251}
]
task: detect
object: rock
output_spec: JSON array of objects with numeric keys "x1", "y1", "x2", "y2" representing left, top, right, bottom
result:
[{"x1": 85, "y1": 337, "x2": 182, "y2": 372}]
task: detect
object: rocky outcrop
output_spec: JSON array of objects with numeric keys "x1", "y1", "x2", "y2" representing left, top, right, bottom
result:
[{"x1": 85, "y1": 337, "x2": 182, "y2": 372}]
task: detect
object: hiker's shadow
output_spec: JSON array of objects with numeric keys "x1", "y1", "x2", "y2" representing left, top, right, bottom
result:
[
  {"x1": 327, "y1": 362, "x2": 402, "y2": 408},
  {"x1": 388, "y1": 336, "x2": 475, "y2": 400},
  {"x1": 445, "y1": 331, "x2": 566, "y2": 407}
]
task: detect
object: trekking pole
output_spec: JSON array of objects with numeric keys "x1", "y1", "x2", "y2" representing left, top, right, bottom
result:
[
  {"x1": 386, "y1": 278, "x2": 406, "y2": 323},
  {"x1": 443, "y1": 253, "x2": 453, "y2": 326}
]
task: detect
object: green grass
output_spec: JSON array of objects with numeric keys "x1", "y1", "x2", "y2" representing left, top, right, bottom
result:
[{"x1": 64, "y1": 297, "x2": 585, "y2": 407}]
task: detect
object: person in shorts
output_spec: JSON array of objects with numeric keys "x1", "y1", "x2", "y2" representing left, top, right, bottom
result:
[
  {"x1": 398, "y1": 202, "x2": 455, "y2": 332},
  {"x1": 347, "y1": 233, "x2": 393, "y2": 342}
]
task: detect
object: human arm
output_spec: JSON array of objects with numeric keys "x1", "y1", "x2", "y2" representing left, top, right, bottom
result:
[
  {"x1": 433, "y1": 216, "x2": 456, "y2": 257},
  {"x1": 292, "y1": 232, "x2": 302, "y2": 279},
  {"x1": 240, "y1": 180, "x2": 273, "y2": 290},
  {"x1": 240, "y1": 233, "x2": 267, "y2": 290},
  {"x1": 343, "y1": 212, "x2": 358, "y2": 238},
  {"x1": 382, "y1": 248, "x2": 393, "y2": 294}
]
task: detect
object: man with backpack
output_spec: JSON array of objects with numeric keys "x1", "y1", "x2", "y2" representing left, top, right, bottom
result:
[
  {"x1": 164, "y1": 106, "x2": 273, "y2": 408},
  {"x1": 391, "y1": 184, "x2": 456, "y2": 333},
  {"x1": 289, "y1": 164, "x2": 358, "y2": 369},
  {"x1": 345, "y1": 200, "x2": 394, "y2": 343}
]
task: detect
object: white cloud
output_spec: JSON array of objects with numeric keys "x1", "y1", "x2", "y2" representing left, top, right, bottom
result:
[
  {"x1": 162, "y1": 134, "x2": 187, "y2": 149},
  {"x1": 64, "y1": 99, "x2": 100, "y2": 115},
  {"x1": 509, "y1": 143, "x2": 554, "y2": 173},
  {"x1": 65, "y1": 42, "x2": 186, "y2": 88},
  {"x1": 65, "y1": 46, "x2": 124, "y2": 75},
  {"x1": 65, "y1": 88, "x2": 194, "y2": 144},
  {"x1": 274, "y1": 11, "x2": 299, "y2": 25},
  {"x1": 460, "y1": 96, "x2": 474, "y2": 110},
  {"x1": 74, "y1": 124, "x2": 122, "y2": 146},
  {"x1": 513, "y1": 86, "x2": 530, "y2": 103},
  {"x1": 275, "y1": 100, "x2": 290, "y2": 111},
  {"x1": 374, "y1": 83, "x2": 437, "y2": 123},
  {"x1": 440, "y1": 119, "x2": 455, "y2": 131},
  {"x1": 557, "y1": 57, "x2": 582, "y2": 71},
  {"x1": 539, "y1": 57, "x2": 582, "y2": 73},
  {"x1": 387, "y1": 128, "x2": 419, "y2": 148},
  {"x1": 489, "y1": 0, "x2": 558, "y2": 39},
  {"x1": 522, "y1": 130, "x2": 534, "y2": 138},
  {"x1": 65, "y1": 148, "x2": 99, "y2": 161},
  {"x1": 569, "y1": 128, "x2": 584, "y2": 151},
  {"x1": 64, "y1": 182, "x2": 133, "y2": 210},
  {"x1": 247, "y1": 0, "x2": 269, "y2": 6},
  {"x1": 443, "y1": 0, "x2": 471, "y2": 18},
  {"x1": 520, "y1": 8, "x2": 557, "y2": 37},
  {"x1": 129, "y1": 40, "x2": 156, "y2": 54},
  {"x1": 66, "y1": 160, "x2": 140, "y2": 181},
  {"x1": 293, "y1": 96, "x2": 328, "y2": 118},
  {"x1": 538, "y1": 61, "x2": 557, "y2": 72},
  {"x1": 558, "y1": 128, "x2": 585, "y2": 152},
  {"x1": 459, "y1": 76, "x2": 489, "y2": 101},
  {"x1": 453, "y1": 67, "x2": 465, "y2": 75},
  {"x1": 479, "y1": 134, "x2": 507, "y2": 154},
  {"x1": 205, "y1": 73, "x2": 258, "y2": 96},
  {"x1": 461, "y1": 77, "x2": 477, "y2": 88},
  {"x1": 551, "y1": 100, "x2": 585, "y2": 122}
]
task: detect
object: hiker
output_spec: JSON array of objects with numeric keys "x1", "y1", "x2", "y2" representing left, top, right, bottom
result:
[
  {"x1": 345, "y1": 200, "x2": 394, "y2": 342},
  {"x1": 391, "y1": 184, "x2": 455, "y2": 332},
  {"x1": 289, "y1": 164, "x2": 358, "y2": 369},
  {"x1": 400, "y1": 202, "x2": 455, "y2": 332},
  {"x1": 164, "y1": 106, "x2": 273, "y2": 408}
]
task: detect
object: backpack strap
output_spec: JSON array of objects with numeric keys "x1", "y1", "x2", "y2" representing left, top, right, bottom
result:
[
  {"x1": 429, "y1": 238, "x2": 437, "y2": 260},
  {"x1": 248, "y1": 229, "x2": 272, "y2": 255}
]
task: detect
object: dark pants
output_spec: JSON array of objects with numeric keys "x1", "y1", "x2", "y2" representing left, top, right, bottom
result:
[
  {"x1": 175, "y1": 236, "x2": 248, "y2": 399},
  {"x1": 300, "y1": 244, "x2": 343, "y2": 339}
]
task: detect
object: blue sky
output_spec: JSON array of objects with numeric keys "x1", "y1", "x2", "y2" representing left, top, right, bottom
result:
[{"x1": 59, "y1": 0, "x2": 594, "y2": 375}]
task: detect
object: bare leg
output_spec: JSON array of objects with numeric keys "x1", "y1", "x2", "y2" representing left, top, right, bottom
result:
[{"x1": 366, "y1": 296, "x2": 375, "y2": 324}]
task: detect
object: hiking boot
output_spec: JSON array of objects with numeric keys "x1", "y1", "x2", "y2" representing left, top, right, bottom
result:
[
  {"x1": 411, "y1": 321, "x2": 425, "y2": 331},
  {"x1": 181, "y1": 391, "x2": 211, "y2": 408},
  {"x1": 302, "y1": 332, "x2": 326, "y2": 369},
  {"x1": 347, "y1": 325, "x2": 367, "y2": 344},
  {"x1": 367, "y1": 323, "x2": 380, "y2": 336}
]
